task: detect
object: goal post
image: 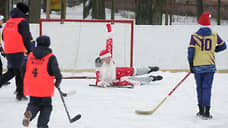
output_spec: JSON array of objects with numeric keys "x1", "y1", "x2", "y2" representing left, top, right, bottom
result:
[{"x1": 39, "y1": 19, "x2": 134, "y2": 72}]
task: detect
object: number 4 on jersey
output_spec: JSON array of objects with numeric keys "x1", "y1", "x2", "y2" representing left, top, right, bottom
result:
[{"x1": 32, "y1": 68, "x2": 38, "y2": 77}]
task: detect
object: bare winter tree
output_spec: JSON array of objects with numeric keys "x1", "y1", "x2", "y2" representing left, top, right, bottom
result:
[
  {"x1": 0, "y1": 0, "x2": 9, "y2": 21},
  {"x1": 152, "y1": 0, "x2": 165, "y2": 25},
  {"x1": 196, "y1": 0, "x2": 204, "y2": 20},
  {"x1": 61, "y1": 0, "x2": 67, "y2": 20},
  {"x1": 83, "y1": 0, "x2": 105, "y2": 19},
  {"x1": 217, "y1": 0, "x2": 221, "y2": 25},
  {"x1": 29, "y1": 0, "x2": 41, "y2": 23},
  {"x1": 135, "y1": 0, "x2": 165, "y2": 25},
  {"x1": 165, "y1": 0, "x2": 168, "y2": 25},
  {"x1": 111, "y1": 0, "x2": 114, "y2": 20},
  {"x1": 135, "y1": 0, "x2": 152, "y2": 25}
]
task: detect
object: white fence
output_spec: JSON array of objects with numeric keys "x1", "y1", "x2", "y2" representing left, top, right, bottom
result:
[{"x1": 3, "y1": 24, "x2": 227, "y2": 71}]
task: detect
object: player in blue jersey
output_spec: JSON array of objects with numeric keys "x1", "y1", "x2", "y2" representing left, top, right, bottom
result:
[{"x1": 188, "y1": 12, "x2": 226, "y2": 119}]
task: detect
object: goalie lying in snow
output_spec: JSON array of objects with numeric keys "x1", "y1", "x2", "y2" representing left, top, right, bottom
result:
[{"x1": 94, "y1": 50, "x2": 162, "y2": 88}]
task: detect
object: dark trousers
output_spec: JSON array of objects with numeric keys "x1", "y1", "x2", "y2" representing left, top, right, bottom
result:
[
  {"x1": 0, "y1": 58, "x2": 2, "y2": 76},
  {"x1": 25, "y1": 96, "x2": 52, "y2": 128},
  {"x1": 0, "y1": 68, "x2": 23, "y2": 95},
  {"x1": 194, "y1": 72, "x2": 214, "y2": 107}
]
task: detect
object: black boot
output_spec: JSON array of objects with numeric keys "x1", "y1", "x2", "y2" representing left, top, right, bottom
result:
[
  {"x1": 203, "y1": 106, "x2": 213, "y2": 119},
  {"x1": 196, "y1": 105, "x2": 204, "y2": 116},
  {"x1": 16, "y1": 93, "x2": 28, "y2": 101},
  {"x1": 150, "y1": 75, "x2": 163, "y2": 81},
  {"x1": 148, "y1": 66, "x2": 159, "y2": 73},
  {"x1": 0, "y1": 81, "x2": 10, "y2": 88}
]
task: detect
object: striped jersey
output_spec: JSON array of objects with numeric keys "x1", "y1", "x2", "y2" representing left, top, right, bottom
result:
[{"x1": 189, "y1": 32, "x2": 225, "y2": 66}]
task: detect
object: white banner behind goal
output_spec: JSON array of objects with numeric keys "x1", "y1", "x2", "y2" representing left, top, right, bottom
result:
[{"x1": 40, "y1": 19, "x2": 133, "y2": 72}]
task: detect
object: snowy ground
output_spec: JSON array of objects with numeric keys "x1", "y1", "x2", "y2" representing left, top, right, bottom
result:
[{"x1": 0, "y1": 71, "x2": 228, "y2": 128}]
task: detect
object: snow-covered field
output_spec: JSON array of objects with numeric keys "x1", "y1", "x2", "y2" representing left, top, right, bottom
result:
[
  {"x1": 1, "y1": 4, "x2": 228, "y2": 128},
  {"x1": 0, "y1": 71, "x2": 228, "y2": 128}
]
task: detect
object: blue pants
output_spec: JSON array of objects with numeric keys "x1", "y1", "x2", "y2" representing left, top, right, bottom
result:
[
  {"x1": 194, "y1": 72, "x2": 214, "y2": 107},
  {"x1": 25, "y1": 96, "x2": 52, "y2": 128}
]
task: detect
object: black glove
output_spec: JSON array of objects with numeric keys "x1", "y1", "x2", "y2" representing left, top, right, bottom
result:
[
  {"x1": 95, "y1": 57, "x2": 103, "y2": 67},
  {"x1": 189, "y1": 63, "x2": 193, "y2": 73},
  {"x1": 0, "y1": 47, "x2": 6, "y2": 57},
  {"x1": 55, "y1": 78, "x2": 61, "y2": 88}
]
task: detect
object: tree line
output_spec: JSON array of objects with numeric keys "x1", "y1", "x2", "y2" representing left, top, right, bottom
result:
[{"x1": 0, "y1": 0, "x2": 223, "y2": 25}]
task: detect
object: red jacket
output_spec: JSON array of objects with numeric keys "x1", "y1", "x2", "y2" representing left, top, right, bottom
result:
[
  {"x1": 3, "y1": 18, "x2": 26, "y2": 54},
  {"x1": 24, "y1": 53, "x2": 55, "y2": 97}
]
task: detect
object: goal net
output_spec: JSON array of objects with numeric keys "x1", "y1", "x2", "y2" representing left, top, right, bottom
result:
[{"x1": 40, "y1": 19, "x2": 134, "y2": 72}]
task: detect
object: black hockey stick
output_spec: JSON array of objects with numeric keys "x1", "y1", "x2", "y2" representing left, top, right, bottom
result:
[
  {"x1": 89, "y1": 84, "x2": 134, "y2": 89},
  {"x1": 57, "y1": 88, "x2": 81, "y2": 123}
]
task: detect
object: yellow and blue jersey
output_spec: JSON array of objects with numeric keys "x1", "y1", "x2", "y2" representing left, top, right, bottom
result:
[{"x1": 188, "y1": 30, "x2": 225, "y2": 66}]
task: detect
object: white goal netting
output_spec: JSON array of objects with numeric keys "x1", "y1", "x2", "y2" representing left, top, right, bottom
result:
[{"x1": 40, "y1": 19, "x2": 134, "y2": 72}]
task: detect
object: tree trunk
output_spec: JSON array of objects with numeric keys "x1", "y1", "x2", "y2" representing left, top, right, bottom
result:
[
  {"x1": 135, "y1": 0, "x2": 152, "y2": 25},
  {"x1": 169, "y1": 0, "x2": 174, "y2": 25},
  {"x1": 0, "y1": 0, "x2": 9, "y2": 21},
  {"x1": 61, "y1": 0, "x2": 67, "y2": 19},
  {"x1": 83, "y1": 0, "x2": 92, "y2": 19},
  {"x1": 92, "y1": 0, "x2": 105, "y2": 19},
  {"x1": 196, "y1": 0, "x2": 203, "y2": 20},
  {"x1": 165, "y1": 0, "x2": 168, "y2": 25},
  {"x1": 83, "y1": 0, "x2": 105, "y2": 19},
  {"x1": 217, "y1": 0, "x2": 221, "y2": 25},
  {"x1": 46, "y1": 0, "x2": 51, "y2": 19},
  {"x1": 152, "y1": 0, "x2": 165, "y2": 25},
  {"x1": 83, "y1": 0, "x2": 86, "y2": 19},
  {"x1": 29, "y1": 0, "x2": 41, "y2": 23},
  {"x1": 111, "y1": 0, "x2": 114, "y2": 20},
  {"x1": 9, "y1": 0, "x2": 14, "y2": 14}
]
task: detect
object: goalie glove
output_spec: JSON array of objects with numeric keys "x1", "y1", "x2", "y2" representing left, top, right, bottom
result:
[{"x1": 0, "y1": 47, "x2": 6, "y2": 57}]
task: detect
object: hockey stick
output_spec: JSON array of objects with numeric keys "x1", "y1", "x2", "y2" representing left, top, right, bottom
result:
[
  {"x1": 89, "y1": 84, "x2": 134, "y2": 89},
  {"x1": 63, "y1": 76, "x2": 96, "y2": 79},
  {"x1": 135, "y1": 72, "x2": 191, "y2": 115},
  {"x1": 57, "y1": 88, "x2": 81, "y2": 123}
]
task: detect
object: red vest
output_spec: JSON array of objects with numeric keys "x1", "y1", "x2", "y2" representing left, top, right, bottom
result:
[
  {"x1": 3, "y1": 18, "x2": 26, "y2": 54},
  {"x1": 24, "y1": 53, "x2": 55, "y2": 97}
]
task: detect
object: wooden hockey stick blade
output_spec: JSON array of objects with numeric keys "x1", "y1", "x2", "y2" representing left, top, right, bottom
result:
[
  {"x1": 135, "y1": 97, "x2": 167, "y2": 115},
  {"x1": 63, "y1": 76, "x2": 96, "y2": 79},
  {"x1": 70, "y1": 114, "x2": 81, "y2": 123},
  {"x1": 135, "y1": 72, "x2": 191, "y2": 115}
]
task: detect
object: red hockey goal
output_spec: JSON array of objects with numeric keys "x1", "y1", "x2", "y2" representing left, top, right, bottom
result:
[{"x1": 40, "y1": 19, "x2": 134, "y2": 72}]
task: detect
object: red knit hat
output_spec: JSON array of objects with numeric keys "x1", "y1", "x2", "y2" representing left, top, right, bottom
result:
[
  {"x1": 198, "y1": 12, "x2": 211, "y2": 26},
  {"x1": 99, "y1": 50, "x2": 111, "y2": 59}
]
